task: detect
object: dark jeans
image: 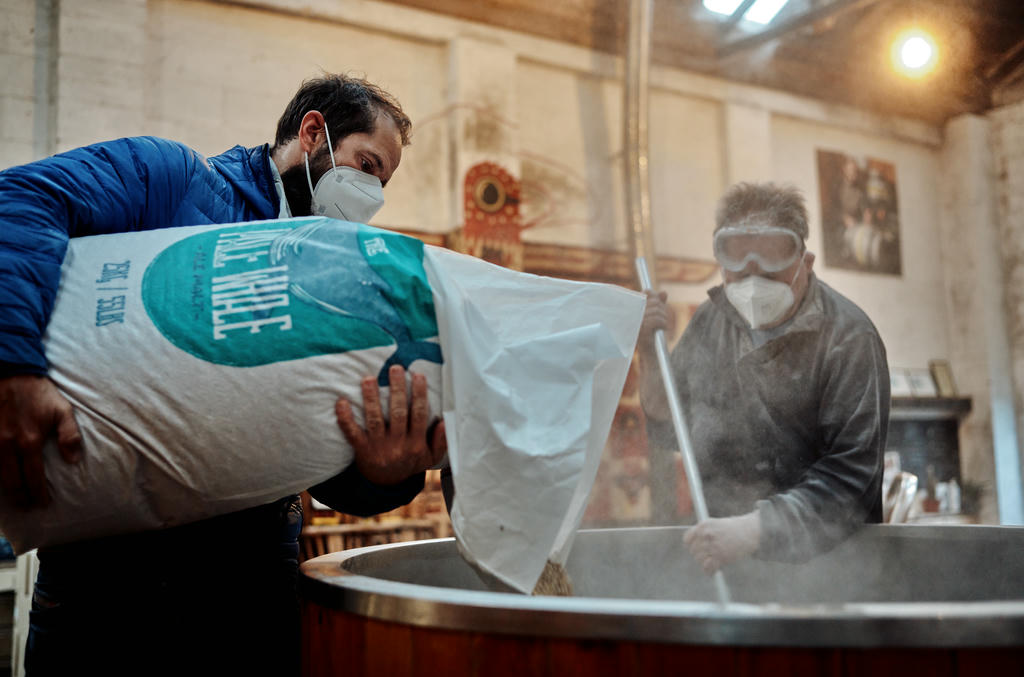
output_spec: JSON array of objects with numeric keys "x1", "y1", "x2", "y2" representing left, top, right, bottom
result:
[{"x1": 25, "y1": 497, "x2": 302, "y2": 677}]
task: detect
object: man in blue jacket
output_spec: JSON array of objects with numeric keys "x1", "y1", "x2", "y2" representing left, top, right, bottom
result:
[{"x1": 0, "y1": 73, "x2": 446, "y2": 676}]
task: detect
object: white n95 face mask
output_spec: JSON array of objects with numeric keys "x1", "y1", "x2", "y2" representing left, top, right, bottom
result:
[
  {"x1": 304, "y1": 123, "x2": 384, "y2": 224},
  {"x1": 724, "y1": 256, "x2": 803, "y2": 329}
]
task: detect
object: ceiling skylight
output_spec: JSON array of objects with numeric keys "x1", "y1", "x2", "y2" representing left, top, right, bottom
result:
[
  {"x1": 703, "y1": 0, "x2": 745, "y2": 17},
  {"x1": 703, "y1": 0, "x2": 790, "y2": 25},
  {"x1": 743, "y1": 0, "x2": 789, "y2": 24}
]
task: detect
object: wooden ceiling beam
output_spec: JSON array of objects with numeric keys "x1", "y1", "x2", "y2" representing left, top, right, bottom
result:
[{"x1": 985, "y1": 36, "x2": 1024, "y2": 87}]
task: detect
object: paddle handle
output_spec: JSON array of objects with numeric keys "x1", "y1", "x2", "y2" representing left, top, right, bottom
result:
[{"x1": 635, "y1": 257, "x2": 731, "y2": 605}]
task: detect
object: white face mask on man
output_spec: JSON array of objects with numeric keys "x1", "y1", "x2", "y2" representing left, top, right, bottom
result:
[
  {"x1": 303, "y1": 123, "x2": 385, "y2": 224},
  {"x1": 724, "y1": 255, "x2": 804, "y2": 329}
]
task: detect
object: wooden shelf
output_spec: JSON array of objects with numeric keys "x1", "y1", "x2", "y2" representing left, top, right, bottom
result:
[{"x1": 890, "y1": 396, "x2": 972, "y2": 422}]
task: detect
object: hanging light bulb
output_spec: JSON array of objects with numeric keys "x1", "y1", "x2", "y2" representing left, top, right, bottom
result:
[{"x1": 892, "y1": 28, "x2": 938, "y2": 78}]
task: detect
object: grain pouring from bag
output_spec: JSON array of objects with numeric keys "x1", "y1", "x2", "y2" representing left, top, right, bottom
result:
[{"x1": 532, "y1": 560, "x2": 574, "y2": 596}]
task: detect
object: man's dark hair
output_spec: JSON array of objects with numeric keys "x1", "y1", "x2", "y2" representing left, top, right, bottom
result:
[
  {"x1": 273, "y1": 73, "x2": 412, "y2": 150},
  {"x1": 714, "y1": 182, "x2": 809, "y2": 240}
]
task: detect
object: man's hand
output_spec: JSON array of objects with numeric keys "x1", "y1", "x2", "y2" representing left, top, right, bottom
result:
[
  {"x1": 636, "y1": 289, "x2": 674, "y2": 421},
  {"x1": 0, "y1": 374, "x2": 82, "y2": 509},
  {"x1": 638, "y1": 289, "x2": 671, "y2": 359},
  {"x1": 335, "y1": 365, "x2": 446, "y2": 486},
  {"x1": 683, "y1": 511, "x2": 761, "y2": 575}
]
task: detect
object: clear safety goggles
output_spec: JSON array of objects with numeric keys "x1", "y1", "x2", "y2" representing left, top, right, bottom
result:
[{"x1": 713, "y1": 225, "x2": 803, "y2": 273}]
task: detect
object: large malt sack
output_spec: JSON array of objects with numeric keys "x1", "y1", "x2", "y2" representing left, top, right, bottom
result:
[{"x1": 1, "y1": 217, "x2": 644, "y2": 593}]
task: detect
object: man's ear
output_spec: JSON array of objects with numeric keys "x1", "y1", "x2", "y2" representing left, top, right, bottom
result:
[
  {"x1": 805, "y1": 250, "x2": 816, "y2": 272},
  {"x1": 297, "y1": 110, "x2": 326, "y2": 155}
]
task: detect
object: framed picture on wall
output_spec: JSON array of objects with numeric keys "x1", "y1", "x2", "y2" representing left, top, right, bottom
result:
[{"x1": 816, "y1": 149, "x2": 902, "y2": 275}]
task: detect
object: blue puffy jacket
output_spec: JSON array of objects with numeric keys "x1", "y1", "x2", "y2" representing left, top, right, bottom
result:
[
  {"x1": 0, "y1": 135, "x2": 423, "y2": 517},
  {"x1": 0, "y1": 136, "x2": 278, "y2": 377}
]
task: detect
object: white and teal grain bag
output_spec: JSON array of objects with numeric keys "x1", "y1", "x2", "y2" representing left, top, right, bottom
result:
[{"x1": 0, "y1": 216, "x2": 644, "y2": 595}]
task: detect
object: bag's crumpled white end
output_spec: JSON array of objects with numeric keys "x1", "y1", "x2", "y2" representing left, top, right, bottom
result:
[{"x1": 424, "y1": 247, "x2": 645, "y2": 594}]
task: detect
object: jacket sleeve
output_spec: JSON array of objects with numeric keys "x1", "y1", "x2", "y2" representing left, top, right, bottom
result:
[
  {"x1": 756, "y1": 330, "x2": 889, "y2": 562},
  {"x1": 0, "y1": 137, "x2": 199, "y2": 376},
  {"x1": 307, "y1": 466, "x2": 425, "y2": 518}
]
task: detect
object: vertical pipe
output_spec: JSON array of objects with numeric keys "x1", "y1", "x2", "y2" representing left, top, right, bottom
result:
[
  {"x1": 33, "y1": 0, "x2": 59, "y2": 160},
  {"x1": 623, "y1": 0, "x2": 657, "y2": 287},
  {"x1": 625, "y1": 5, "x2": 729, "y2": 604}
]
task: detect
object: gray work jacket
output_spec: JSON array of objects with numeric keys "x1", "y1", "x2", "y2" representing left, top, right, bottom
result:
[{"x1": 648, "y1": 273, "x2": 889, "y2": 562}]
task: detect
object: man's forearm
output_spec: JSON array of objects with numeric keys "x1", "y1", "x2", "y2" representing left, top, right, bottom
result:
[
  {"x1": 637, "y1": 351, "x2": 670, "y2": 421},
  {"x1": 308, "y1": 465, "x2": 425, "y2": 518}
]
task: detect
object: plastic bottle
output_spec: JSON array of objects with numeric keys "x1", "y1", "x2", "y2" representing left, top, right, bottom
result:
[{"x1": 948, "y1": 478, "x2": 961, "y2": 514}]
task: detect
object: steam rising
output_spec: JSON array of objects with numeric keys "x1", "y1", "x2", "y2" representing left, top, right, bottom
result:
[{"x1": 562, "y1": 525, "x2": 1023, "y2": 605}]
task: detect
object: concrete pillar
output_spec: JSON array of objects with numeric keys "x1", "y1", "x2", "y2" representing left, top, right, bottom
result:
[
  {"x1": 989, "y1": 101, "x2": 1024, "y2": 525},
  {"x1": 0, "y1": 0, "x2": 38, "y2": 167},
  {"x1": 53, "y1": 0, "x2": 148, "y2": 151},
  {"x1": 448, "y1": 34, "x2": 519, "y2": 215},
  {"x1": 446, "y1": 35, "x2": 522, "y2": 268},
  {"x1": 939, "y1": 114, "x2": 1022, "y2": 524}
]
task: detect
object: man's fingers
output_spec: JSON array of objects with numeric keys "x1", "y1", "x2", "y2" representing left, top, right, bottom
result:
[
  {"x1": 55, "y1": 405, "x2": 83, "y2": 464},
  {"x1": 335, "y1": 368, "x2": 442, "y2": 483},
  {"x1": 335, "y1": 398, "x2": 368, "y2": 450},
  {"x1": 387, "y1": 365, "x2": 408, "y2": 437},
  {"x1": 361, "y1": 376, "x2": 386, "y2": 440},
  {"x1": 645, "y1": 306, "x2": 670, "y2": 331},
  {"x1": 5, "y1": 428, "x2": 44, "y2": 509},
  {"x1": 689, "y1": 538, "x2": 719, "y2": 575},
  {"x1": 0, "y1": 375, "x2": 82, "y2": 508},
  {"x1": 408, "y1": 372, "x2": 429, "y2": 439},
  {"x1": 685, "y1": 522, "x2": 720, "y2": 575}
]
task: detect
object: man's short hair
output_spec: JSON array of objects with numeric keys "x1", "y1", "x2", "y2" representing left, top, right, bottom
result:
[
  {"x1": 714, "y1": 182, "x2": 809, "y2": 241},
  {"x1": 273, "y1": 73, "x2": 412, "y2": 150}
]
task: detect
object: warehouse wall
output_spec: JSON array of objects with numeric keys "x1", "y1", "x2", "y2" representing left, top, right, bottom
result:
[{"x1": 2, "y1": 0, "x2": 1021, "y2": 522}]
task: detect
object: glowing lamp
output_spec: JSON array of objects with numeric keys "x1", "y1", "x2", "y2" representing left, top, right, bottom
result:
[{"x1": 892, "y1": 29, "x2": 938, "y2": 78}]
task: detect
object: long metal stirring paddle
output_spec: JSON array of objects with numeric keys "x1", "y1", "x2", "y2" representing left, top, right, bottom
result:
[{"x1": 635, "y1": 257, "x2": 732, "y2": 606}]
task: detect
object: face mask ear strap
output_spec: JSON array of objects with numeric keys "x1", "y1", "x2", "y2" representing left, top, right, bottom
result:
[
  {"x1": 304, "y1": 115, "x2": 338, "y2": 197},
  {"x1": 303, "y1": 151, "x2": 315, "y2": 197},
  {"x1": 324, "y1": 121, "x2": 337, "y2": 171},
  {"x1": 789, "y1": 251, "x2": 806, "y2": 286}
]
